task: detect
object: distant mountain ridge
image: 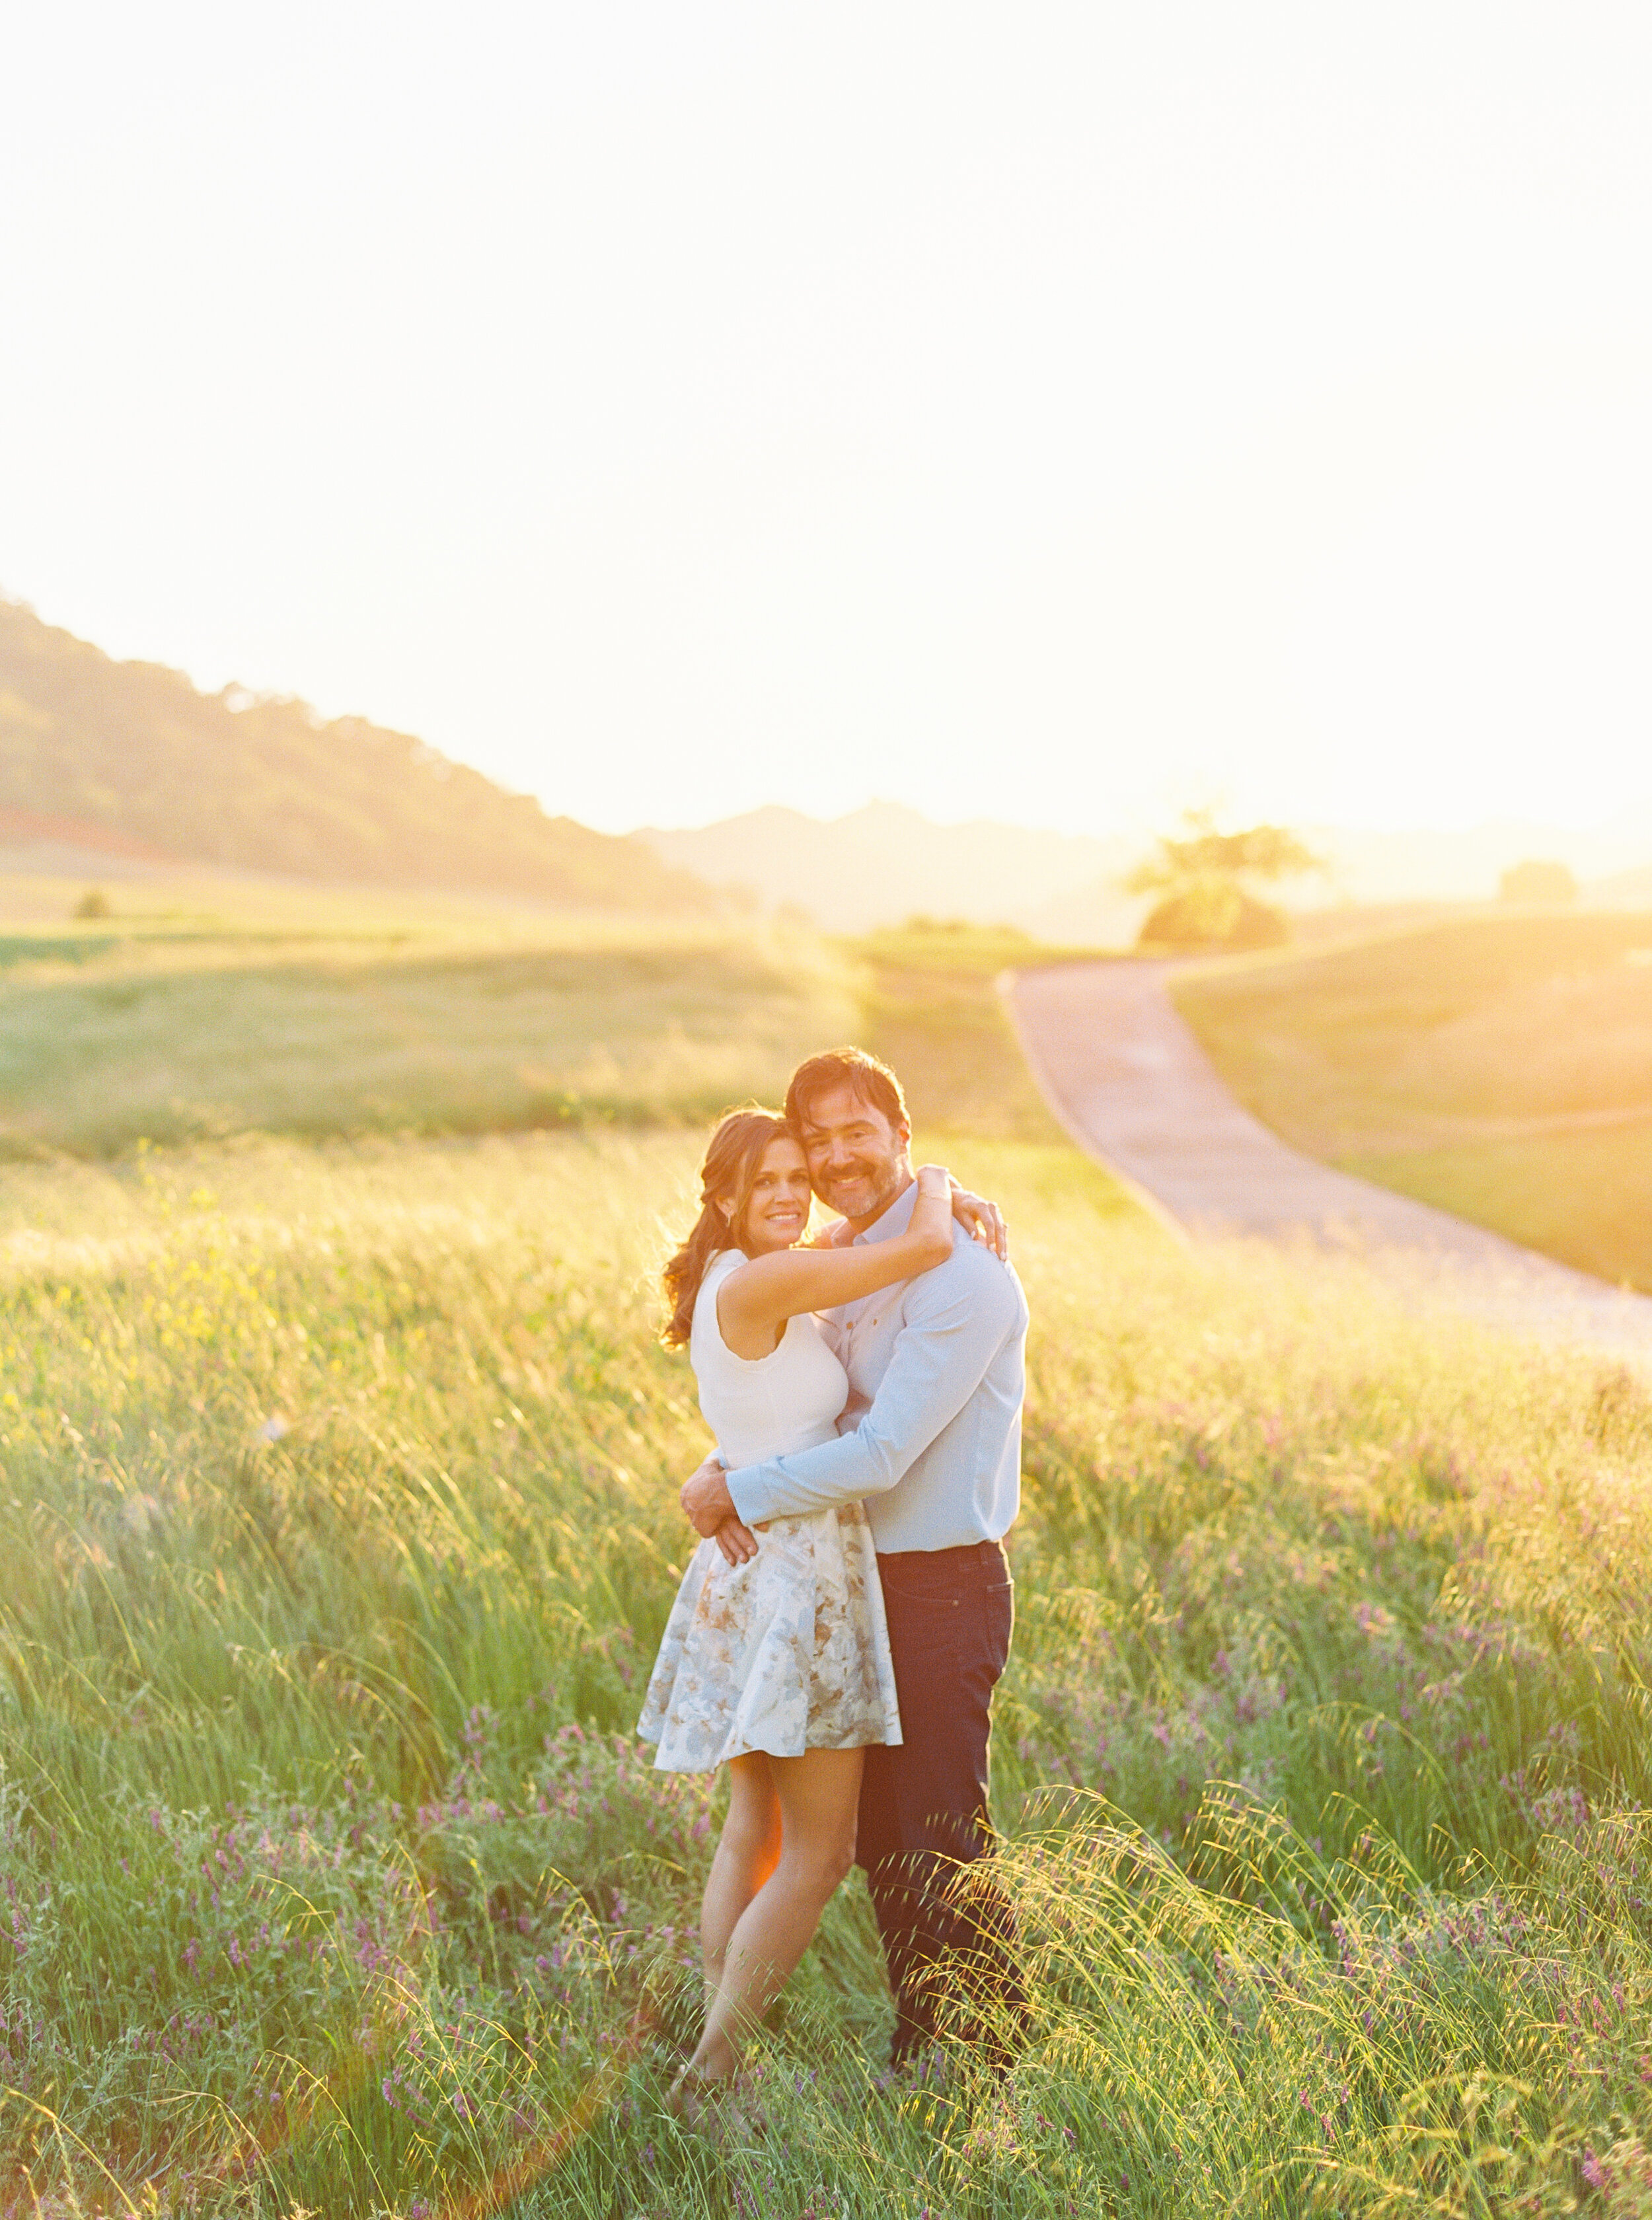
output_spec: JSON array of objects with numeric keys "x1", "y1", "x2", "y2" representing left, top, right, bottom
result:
[
  {"x1": 640, "y1": 801, "x2": 1144, "y2": 938},
  {"x1": 0, "y1": 602, "x2": 713, "y2": 910},
  {"x1": 640, "y1": 801, "x2": 1652, "y2": 936}
]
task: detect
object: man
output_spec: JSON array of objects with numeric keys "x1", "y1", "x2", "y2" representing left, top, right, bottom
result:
[{"x1": 680, "y1": 1047, "x2": 1030, "y2": 2067}]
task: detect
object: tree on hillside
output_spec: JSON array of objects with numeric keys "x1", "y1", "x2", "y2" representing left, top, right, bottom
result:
[
  {"x1": 1499, "y1": 858, "x2": 1577, "y2": 905},
  {"x1": 1125, "y1": 809, "x2": 1326, "y2": 951}
]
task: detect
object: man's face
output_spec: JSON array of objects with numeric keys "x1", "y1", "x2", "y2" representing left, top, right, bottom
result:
[{"x1": 796, "y1": 1082, "x2": 911, "y2": 1226}]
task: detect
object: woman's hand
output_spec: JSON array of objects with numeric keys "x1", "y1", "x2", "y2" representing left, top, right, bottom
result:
[
  {"x1": 713, "y1": 1515, "x2": 759, "y2": 1567},
  {"x1": 949, "y1": 1180, "x2": 1008, "y2": 1261}
]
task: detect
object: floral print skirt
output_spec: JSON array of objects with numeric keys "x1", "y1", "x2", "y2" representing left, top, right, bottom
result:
[{"x1": 637, "y1": 1502, "x2": 903, "y2": 1772}]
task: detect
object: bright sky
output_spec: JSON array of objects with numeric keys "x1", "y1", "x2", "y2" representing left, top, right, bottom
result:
[{"x1": 3, "y1": 3, "x2": 1650, "y2": 840}]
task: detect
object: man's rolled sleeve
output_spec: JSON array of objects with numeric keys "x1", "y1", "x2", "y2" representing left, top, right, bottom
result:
[{"x1": 726, "y1": 1267, "x2": 1018, "y2": 1526}]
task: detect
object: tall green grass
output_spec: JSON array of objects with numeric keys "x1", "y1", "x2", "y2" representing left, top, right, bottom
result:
[{"x1": 3, "y1": 1130, "x2": 1652, "y2": 2213}]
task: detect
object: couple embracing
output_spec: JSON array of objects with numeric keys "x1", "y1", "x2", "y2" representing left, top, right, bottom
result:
[{"x1": 636, "y1": 1046, "x2": 1030, "y2": 2109}]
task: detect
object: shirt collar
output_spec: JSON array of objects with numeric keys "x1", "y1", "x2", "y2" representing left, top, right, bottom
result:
[{"x1": 852, "y1": 1179, "x2": 918, "y2": 1246}]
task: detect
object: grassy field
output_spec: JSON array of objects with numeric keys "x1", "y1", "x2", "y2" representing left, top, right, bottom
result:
[
  {"x1": 0, "y1": 886, "x2": 1076, "y2": 1162},
  {"x1": 1173, "y1": 908, "x2": 1652, "y2": 1290},
  {"x1": 0, "y1": 876, "x2": 853, "y2": 1157},
  {"x1": 5, "y1": 899, "x2": 1652, "y2": 2213},
  {"x1": 850, "y1": 920, "x2": 1098, "y2": 1146}
]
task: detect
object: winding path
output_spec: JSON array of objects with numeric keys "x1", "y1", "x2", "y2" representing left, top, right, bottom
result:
[{"x1": 1006, "y1": 960, "x2": 1652, "y2": 1364}]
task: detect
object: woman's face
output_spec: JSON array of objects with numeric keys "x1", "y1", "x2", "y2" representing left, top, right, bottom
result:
[{"x1": 733, "y1": 1135, "x2": 813, "y2": 1254}]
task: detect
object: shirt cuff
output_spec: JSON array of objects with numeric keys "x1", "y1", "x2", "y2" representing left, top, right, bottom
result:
[{"x1": 726, "y1": 1463, "x2": 775, "y2": 1526}]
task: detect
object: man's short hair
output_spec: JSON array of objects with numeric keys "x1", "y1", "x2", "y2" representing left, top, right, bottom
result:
[{"x1": 785, "y1": 1047, "x2": 909, "y2": 1134}]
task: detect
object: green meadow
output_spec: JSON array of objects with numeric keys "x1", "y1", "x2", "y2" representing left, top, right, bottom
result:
[
  {"x1": 0, "y1": 881, "x2": 852, "y2": 1157},
  {"x1": 1174, "y1": 909, "x2": 1652, "y2": 1291},
  {"x1": 3, "y1": 893, "x2": 1652, "y2": 2215}
]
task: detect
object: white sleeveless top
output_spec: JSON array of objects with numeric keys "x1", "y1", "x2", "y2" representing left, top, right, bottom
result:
[
  {"x1": 689, "y1": 1249, "x2": 849, "y2": 1471},
  {"x1": 639, "y1": 1246, "x2": 901, "y2": 1768}
]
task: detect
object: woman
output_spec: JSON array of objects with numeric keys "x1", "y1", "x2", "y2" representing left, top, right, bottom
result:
[{"x1": 637, "y1": 1106, "x2": 989, "y2": 2106}]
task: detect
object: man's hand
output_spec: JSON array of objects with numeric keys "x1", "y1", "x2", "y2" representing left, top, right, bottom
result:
[{"x1": 681, "y1": 1451, "x2": 739, "y2": 1537}]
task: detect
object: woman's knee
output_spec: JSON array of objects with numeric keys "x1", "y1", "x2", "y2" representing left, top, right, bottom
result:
[{"x1": 788, "y1": 1823, "x2": 855, "y2": 1900}]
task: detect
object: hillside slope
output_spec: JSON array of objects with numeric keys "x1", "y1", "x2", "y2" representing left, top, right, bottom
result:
[
  {"x1": 1172, "y1": 910, "x2": 1652, "y2": 1288},
  {"x1": 0, "y1": 602, "x2": 712, "y2": 910}
]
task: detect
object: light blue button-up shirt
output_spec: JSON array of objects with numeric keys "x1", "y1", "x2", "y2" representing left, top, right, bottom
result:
[{"x1": 724, "y1": 1182, "x2": 1028, "y2": 1553}]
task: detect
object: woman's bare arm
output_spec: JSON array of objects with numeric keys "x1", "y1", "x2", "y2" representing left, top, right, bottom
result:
[
  {"x1": 809, "y1": 1182, "x2": 1006, "y2": 1259},
  {"x1": 716, "y1": 1166, "x2": 954, "y2": 1358}
]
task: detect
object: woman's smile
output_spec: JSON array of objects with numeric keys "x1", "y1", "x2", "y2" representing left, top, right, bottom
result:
[{"x1": 756, "y1": 1197, "x2": 805, "y2": 1240}]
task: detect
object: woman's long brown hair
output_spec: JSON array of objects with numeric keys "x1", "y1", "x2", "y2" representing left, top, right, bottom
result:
[{"x1": 660, "y1": 1106, "x2": 792, "y2": 1349}]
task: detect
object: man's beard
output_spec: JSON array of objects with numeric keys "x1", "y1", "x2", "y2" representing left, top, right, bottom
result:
[{"x1": 817, "y1": 1152, "x2": 905, "y2": 1222}]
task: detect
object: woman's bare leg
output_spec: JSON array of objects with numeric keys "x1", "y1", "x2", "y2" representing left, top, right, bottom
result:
[
  {"x1": 699, "y1": 1752, "x2": 782, "y2": 2005},
  {"x1": 687, "y1": 1746, "x2": 864, "y2": 2081}
]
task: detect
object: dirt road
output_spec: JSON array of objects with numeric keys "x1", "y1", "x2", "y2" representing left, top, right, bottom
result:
[{"x1": 1007, "y1": 959, "x2": 1652, "y2": 1364}]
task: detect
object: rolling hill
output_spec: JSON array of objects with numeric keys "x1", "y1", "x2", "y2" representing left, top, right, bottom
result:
[
  {"x1": 1172, "y1": 910, "x2": 1652, "y2": 1288},
  {"x1": 0, "y1": 601, "x2": 714, "y2": 911}
]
